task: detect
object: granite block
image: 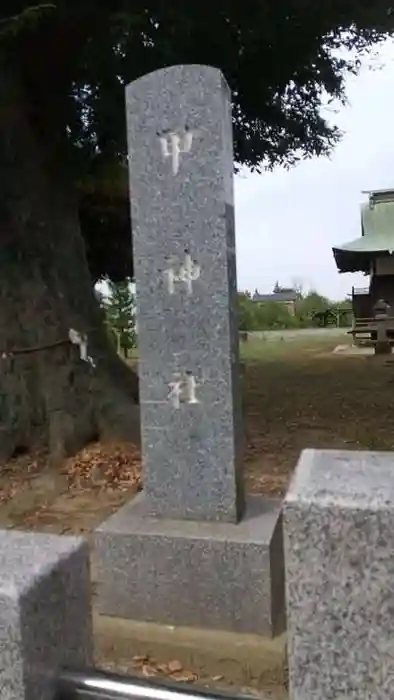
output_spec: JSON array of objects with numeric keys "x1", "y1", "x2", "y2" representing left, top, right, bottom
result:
[
  {"x1": 126, "y1": 65, "x2": 243, "y2": 522},
  {"x1": 283, "y1": 449, "x2": 394, "y2": 700},
  {"x1": 94, "y1": 494, "x2": 285, "y2": 637},
  {"x1": 0, "y1": 530, "x2": 92, "y2": 700}
]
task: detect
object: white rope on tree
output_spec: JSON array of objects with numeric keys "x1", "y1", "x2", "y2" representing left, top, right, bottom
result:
[{"x1": 68, "y1": 328, "x2": 96, "y2": 368}]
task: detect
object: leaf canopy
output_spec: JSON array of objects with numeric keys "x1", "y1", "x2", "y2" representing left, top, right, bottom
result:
[{"x1": 2, "y1": 1, "x2": 393, "y2": 280}]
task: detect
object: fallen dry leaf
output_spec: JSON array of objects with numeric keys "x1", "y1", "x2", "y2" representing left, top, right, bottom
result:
[
  {"x1": 142, "y1": 664, "x2": 158, "y2": 678},
  {"x1": 167, "y1": 660, "x2": 183, "y2": 673},
  {"x1": 170, "y1": 670, "x2": 197, "y2": 683},
  {"x1": 132, "y1": 655, "x2": 148, "y2": 665},
  {"x1": 61, "y1": 441, "x2": 142, "y2": 493},
  {"x1": 156, "y1": 664, "x2": 169, "y2": 673}
]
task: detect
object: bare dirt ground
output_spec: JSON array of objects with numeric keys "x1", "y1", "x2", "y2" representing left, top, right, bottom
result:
[
  {"x1": 242, "y1": 335, "x2": 394, "y2": 499},
  {"x1": 0, "y1": 441, "x2": 141, "y2": 534},
  {"x1": 5, "y1": 333, "x2": 391, "y2": 533},
  {"x1": 2, "y1": 332, "x2": 393, "y2": 698}
]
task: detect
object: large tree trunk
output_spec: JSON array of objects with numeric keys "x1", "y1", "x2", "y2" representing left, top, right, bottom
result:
[{"x1": 0, "y1": 65, "x2": 140, "y2": 465}]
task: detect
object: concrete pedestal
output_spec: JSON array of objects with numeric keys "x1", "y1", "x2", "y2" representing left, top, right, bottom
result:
[{"x1": 94, "y1": 494, "x2": 285, "y2": 638}]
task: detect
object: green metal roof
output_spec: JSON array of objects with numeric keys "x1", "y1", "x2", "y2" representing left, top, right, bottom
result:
[{"x1": 333, "y1": 192, "x2": 394, "y2": 273}]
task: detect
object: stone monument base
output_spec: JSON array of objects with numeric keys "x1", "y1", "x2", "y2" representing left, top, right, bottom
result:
[{"x1": 93, "y1": 494, "x2": 285, "y2": 637}]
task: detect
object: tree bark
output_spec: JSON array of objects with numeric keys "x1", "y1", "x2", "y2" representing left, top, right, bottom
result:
[{"x1": 0, "y1": 65, "x2": 140, "y2": 465}]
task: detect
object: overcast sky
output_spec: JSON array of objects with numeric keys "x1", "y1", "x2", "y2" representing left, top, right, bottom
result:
[{"x1": 234, "y1": 39, "x2": 394, "y2": 300}]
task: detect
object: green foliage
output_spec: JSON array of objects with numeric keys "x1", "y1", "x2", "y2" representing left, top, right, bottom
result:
[
  {"x1": 0, "y1": 4, "x2": 55, "y2": 37},
  {"x1": 238, "y1": 294, "x2": 298, "y2": 330},
  {"x1": 2, "y1": 1, "x2": 394, "y2": 281},
  {"x1": 238, "y1": 290, "x2": 352, "y2": 330},
  {"x1": 296, "y1": 291, "x2": 331, "y2": 326},
  {"x1": 256, "y1": 302, "x2": 299, "y2": 330},
  {"x1": 237, "y1": 293, "x2": 258, "y2": 331},
  {"x1": 101, "y1": 278, "x2": 136, "y2": 355}
]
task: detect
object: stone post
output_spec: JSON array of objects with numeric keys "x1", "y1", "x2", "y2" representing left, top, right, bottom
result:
[
  {"x1": 284, "y1": 449, "x2": 394, "y2": 699},
  {"x1": 0, "y1": 530, "x2": 92, "y2": 700},
  {"x1": 125, "y1": 64, "x2": 244, "y2": 523}
]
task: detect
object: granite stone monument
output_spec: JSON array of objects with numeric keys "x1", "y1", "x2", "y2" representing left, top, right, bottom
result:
[
  {"x1": 284, "y1": 448, "x2": 394, "y2": 700},
  {"x1": 0, "y1": 530, "x2": 92, "y2": 700},
  {"x1": 126, "y1": 63, "x2": 243, "y2": 523},
  {"x1": 95, "y1": 64, "x2": 284, "y2": 637}
]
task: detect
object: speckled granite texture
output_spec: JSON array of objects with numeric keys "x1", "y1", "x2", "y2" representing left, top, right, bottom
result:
[
  {"x1": 94, "y1": 494, "x2": 285, "y2": 637},
  {"x1": 126, "y1": 64, "x2": 244, "y2": 523},
  {"x1": 0, "y1": 530, "x2": 92, "y2": 700},
  {"x1": 284, "y1": 449, "x2": 394, "y2": 700}
]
